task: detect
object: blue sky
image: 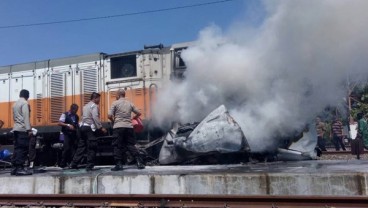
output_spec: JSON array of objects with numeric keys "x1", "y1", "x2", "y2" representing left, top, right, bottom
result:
[{"x1": 0, "y1": 0, "x2": 264, "y2": 66}]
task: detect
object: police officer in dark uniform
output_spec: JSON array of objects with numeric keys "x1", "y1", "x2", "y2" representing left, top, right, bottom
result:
[
  {"x1": 11, "y1": 89, "x2": 33, "y2": 176},
  {"x1": 70, "y1": 92, "x2": 106, "y2": 171},
  {"x1": 58, "y1": 104, "x2": 79, "y2": 168}
]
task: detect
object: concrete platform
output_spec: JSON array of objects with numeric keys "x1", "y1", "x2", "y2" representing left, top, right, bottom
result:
[{"x1": 1, "y1": 160, "x2": 368, "y2": 195}]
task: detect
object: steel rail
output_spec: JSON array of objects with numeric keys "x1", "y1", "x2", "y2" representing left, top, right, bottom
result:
[
  {"x1": 0, "y1": 194, "x2": 368, "y2": 208},
  {"x1": 322, "y1": 150, "x2": 368, "y2": 155}
]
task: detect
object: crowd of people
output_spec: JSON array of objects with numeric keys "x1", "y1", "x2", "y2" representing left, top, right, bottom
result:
[
  {"x1": 315, "y1": 113, "x2": 368, "y2": 153},
  {"x1": 10, "y1": 89, "x2": 144, "y2": 176}
]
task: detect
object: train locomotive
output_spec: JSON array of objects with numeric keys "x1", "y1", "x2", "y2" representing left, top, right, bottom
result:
[{"x1": 0, "y1": 42, "x2": 190, "y2": 166}]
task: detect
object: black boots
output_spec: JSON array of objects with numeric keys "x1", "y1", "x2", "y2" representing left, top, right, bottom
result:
[
  {"x1": 111, "y1": 158, "x2": 144, "y2": 171},
  {"x1": 136, "y1": 157, "x2": 145, "y2": 169},
  {"x1": 111, "y1": 161, "x2": 123, "y2": 171},
  {"x1": 10, "y1": 166, "x2": 33, "y2": 176},
  {"x1": 10, "y1": 167, "x2": 17, "y2": 175},
  {"x1": 69, "y1": 163, "x2": 78, "y2": 169},
  {"x1": 16, "y1": 168, "x2": 32, "y2": 176},
  {"x1": 59, "y1": 162, "x2": 67, "y2": 169}
]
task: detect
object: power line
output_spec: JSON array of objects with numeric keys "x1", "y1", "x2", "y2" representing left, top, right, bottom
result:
[{"x1": 0, "y1": 0, "x2": 237, "y2": 29}]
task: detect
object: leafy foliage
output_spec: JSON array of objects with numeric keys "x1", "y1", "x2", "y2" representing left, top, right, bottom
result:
[{"x1": 351, "y1": 84, "x2": 368, "y2": 120}]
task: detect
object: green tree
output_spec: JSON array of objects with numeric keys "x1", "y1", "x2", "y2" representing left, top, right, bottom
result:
[{"x1": 350, "y1": 84, "x2": 368, "y2": 120}]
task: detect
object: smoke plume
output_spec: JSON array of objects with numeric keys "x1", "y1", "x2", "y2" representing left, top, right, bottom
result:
[{"x1": 152, "y1": 0, "x2": 368, "y2": 152}]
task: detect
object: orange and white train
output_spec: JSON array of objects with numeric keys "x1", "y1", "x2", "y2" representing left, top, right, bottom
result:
[{"x1": 0, "y1": 42, "x2": 190, "y2": 142}]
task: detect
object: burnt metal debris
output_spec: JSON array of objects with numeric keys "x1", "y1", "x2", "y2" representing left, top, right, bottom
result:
[
  {"x1": 143, "y1": 105, "x2": 317, "y2": 165},
  {"x1": 158, "y1": 105, "x2": 251, "y2": 165}
]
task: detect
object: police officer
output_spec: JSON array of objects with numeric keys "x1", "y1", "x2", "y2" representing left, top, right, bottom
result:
[
  {"x1": 108, "y1": 89, "x2": 145, "y2": 171},
  {"x1": 58, "y1": 104, "x2": 79, "y2": 168},
  {"x1": 11, "y1": 89, "x2": 33, "y2": 176},
  {"x1": 70, "y1": 92, "x2": 106, "y2": 171}
]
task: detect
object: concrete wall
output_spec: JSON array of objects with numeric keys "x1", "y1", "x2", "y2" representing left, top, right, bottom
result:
[{"x1": 0, "y1": 172, "x2": 367, "y2": 195}]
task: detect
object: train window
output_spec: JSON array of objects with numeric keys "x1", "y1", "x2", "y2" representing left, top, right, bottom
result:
[
  {"x1": 174, "y1": 49, "x2": 186, "y2": 69},
  {"x1": 171, "y1": 48, "x2": 187, "y2": 80},
  {"x1": 110, "y1": 55, "x2": 137, "y2": 79}
]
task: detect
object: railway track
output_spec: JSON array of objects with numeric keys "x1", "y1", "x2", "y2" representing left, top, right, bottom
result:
[
  {"x1": 0, "y1": 194, "x2": 367, "y2": 208},
  {"x1": 322, "y1": 150, "x2": 368, "y2": 155},
  {"x1": 323, "y1": 150, "x2": 358, "y2": 155}
]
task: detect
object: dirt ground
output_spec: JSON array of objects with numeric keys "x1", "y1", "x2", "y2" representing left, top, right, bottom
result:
[{"x1": 320, "y1": 147, "x2": 368, "y2": 160}]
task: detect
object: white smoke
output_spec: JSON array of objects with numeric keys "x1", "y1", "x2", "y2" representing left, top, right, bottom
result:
[{"x1": 152, "y1": 0, "x2": 368, "y2": 152}]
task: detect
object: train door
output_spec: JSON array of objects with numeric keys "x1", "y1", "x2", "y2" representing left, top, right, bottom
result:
[
  {"x1": 0, "y1": 69, "x2": 10, "y2": 129},
  {"x1": 139, "y1": 53, "x2": 153, "y2": 118},
  {"x1": 140, "y1": 48, "x2": 171, "y2": 118}
]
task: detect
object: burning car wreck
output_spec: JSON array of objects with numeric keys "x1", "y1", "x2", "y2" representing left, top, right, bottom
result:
[
  {"x1": 145, "y1": 105, "x2": 318, "y2": 166},
  {"x1": 158, "y1": 105, "x2": 251, "y2": 165},
  {"x1": 0, "y1": 105, "x2": 318, "y2": 168}
]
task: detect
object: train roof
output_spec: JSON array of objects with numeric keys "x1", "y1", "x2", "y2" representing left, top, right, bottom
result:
[
  {"x1": 170, "y1": 41, "x2": 195, "y2": 49},
  {"x1": 0, "y1": 41, "x2": 194, "y2": 74},
  {"x1": 0, "y1": 53, "x2": 104, "y2": 74}
]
